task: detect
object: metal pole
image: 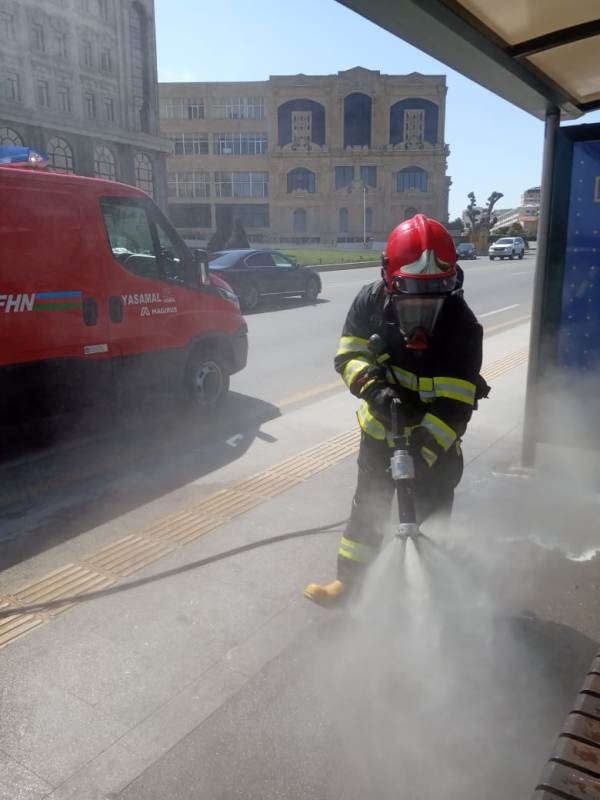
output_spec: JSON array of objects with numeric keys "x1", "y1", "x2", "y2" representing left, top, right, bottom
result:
[
  {"x1": 362, "y1": 185, "x2": 366, "y2": 246},
  {"x1": 521, "y1": 107, "x2": 561, "y2": 467}
]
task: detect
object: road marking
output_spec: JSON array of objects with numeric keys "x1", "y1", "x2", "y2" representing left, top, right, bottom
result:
[
  {"x1": 277, "y1": 379, "x2": 342, "y2": 409},
  {"x1": 484, "y1": 314, "x2": 530, "y2": 335},
  {"x1": 478, "y1": 304, "x2": 519, "y2": 318},
  {"x1": 509, "y1": 270, "x2": 530, "y2": 276}
]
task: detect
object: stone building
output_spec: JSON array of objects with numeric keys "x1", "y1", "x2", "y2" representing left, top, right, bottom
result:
[
  {"x1": 0, "y1": 0, "x2": 168, "y2": 207},
  {"x1": 159, "y1": 68, "x2": 450, "y2": 244}
]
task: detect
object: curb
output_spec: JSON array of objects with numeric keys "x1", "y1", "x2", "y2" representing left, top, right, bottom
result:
[{"x1": 309, "y1": 260, "x2": 379, "y2": 273}]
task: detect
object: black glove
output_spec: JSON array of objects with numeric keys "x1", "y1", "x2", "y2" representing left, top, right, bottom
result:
[
  {"x1": 362, "y1": 382, "x2": 402, "y2": 427},
  {"x1": 409, "y1": 425, "x2": 443, "y2": 469}
]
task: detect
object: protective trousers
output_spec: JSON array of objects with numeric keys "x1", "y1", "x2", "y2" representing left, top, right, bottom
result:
[{"x1": 337, "y1": 432, "x2": 463, "y2": 583}]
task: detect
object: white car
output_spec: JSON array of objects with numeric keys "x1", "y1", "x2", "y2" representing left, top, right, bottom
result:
[{"x1": 489, "y1": 237, "x2": 525, "y2": 260}]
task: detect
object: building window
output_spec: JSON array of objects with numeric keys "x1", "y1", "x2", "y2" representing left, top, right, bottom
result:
[
  {"x1": 135, "y1": 152, "x2": 154, "y2": 197},
  {"x1": 187, "y1": 98, "x2": 204, "y2": 119},
  {"x1": 0, "y1": 127, "x2": 23, "y2": 146},
  {"x1": 100, "y1": 48, "x2": 112, "y2": 72},
  {"x1": 287, "y1": 168, "x2": 315, "y2": 193},
  {"x1": 216, "y1": 204, "x2": 269, "y2": 230},
  {"x1": 94, "y1": 144, "x2": 116, "y2": 180},
  {"x1": 56, "y1": 31, "x2": 67, "y2": 59},
  {"x1": 58, "y1": 86, "x2": 72, "y2": 113},
  {"x1": 168, "y1": 172, "x2": 210, "y2": 199},
  {"x1": 5, "y1": 72, "x2": 20, "y2": 103},
  {"x1": 212, "y1": 96, "x2": 265, "y2": 120},
  {"x1": 365, "y1": 207, "x2": 373, "y2": 233},
  {"x1": 404, "y1": 109, "x2": 425, "y2": 149},
  {"x1": 84, "y1": 92, "x2": 96, "y2": 118},
  {"x1": 344, "y1": 93, "x2": 372, "y2": 148},
  {"x1": 293, "y1": 208, "x2": 306, "y2": 235},
  {"x1": 37, "y1": 80, "x2": 50, "y2": 108},
  {"x1": 212, "y1": 132, "x2": 268, "y2": 156},
  {"x1": 291, "y1": 111, "x2": 311, "y2": 148},
  {"x1": 82, "y1": 41, "x2": 93, "y2": 68},
  {"x1": 169, "y1": 204, "x2": 211, "y2": 229},
  {"x1": 214, "y1": 171, "x2": 268, "y2": 198},
  {"x1": 103, "y1": 97, "x2": 115, "y2": 122},
  {"x1": 47, "y1": 137, "x2": 74, "y2": 173},
  {"x1": 339, "y1": 208, "x2": 349, "y2": 233},
  {"x1": 335, "y1": 166, "x2": 354, "y2": 190},
  {"x1": 360, "y1": 166, "x2": 377, "y2": 188},
  {"x1": 278, "y1": 99, "x2": 325, "y2": 147},
  {"x1": 160, "y1": 98, "x2": 184, "y2": 119},
  {"x1": 390, "y1": 98, "x2": 439, "y2": 146},
  {"x1": 1, "y1": 11, "x2": 15, "y2": 41},
  {"x1": 397, "y1": 166, "x2": 428, "y2": 192},
  {"x1": 32, "y1": 22, "x2": 45, "y2": 52},
  {"x1": 170, "y1": 133, "x2": 209, "y2": 156}
]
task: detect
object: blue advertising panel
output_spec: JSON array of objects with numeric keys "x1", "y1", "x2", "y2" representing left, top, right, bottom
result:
[{"x1": 558, "y1": 140, "x2": 600, "y2": 370}]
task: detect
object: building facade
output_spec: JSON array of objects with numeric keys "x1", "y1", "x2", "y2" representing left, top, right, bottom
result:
[
  {"x1": 0, "y1": 0, "x2": 168, "y2": 206},
  {"x1": 159, "y1": 68, "x2": 450, "y2": 244}
]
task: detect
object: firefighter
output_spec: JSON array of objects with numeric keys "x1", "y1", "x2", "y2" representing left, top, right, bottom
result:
[{"x1": 305, "y1": 214, "x2": 484, "y2": 606}]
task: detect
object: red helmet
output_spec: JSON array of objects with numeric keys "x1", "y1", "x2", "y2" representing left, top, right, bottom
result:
[
  {"x1": 382, "y1": 214, "x2": 457, "y2": 295},
  {"x1": 382, "y1": 215, "x2": 458, "y2": 349}
]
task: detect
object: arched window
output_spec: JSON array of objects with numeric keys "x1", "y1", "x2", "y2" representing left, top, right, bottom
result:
[
  {"x1": 287, "y1": 167, "x2": 315, "y2": 193},
  {"x1": 293, "y1": 208, "x2": 306, "y2": 234},
  {"x1": 278, "y1": 99, "x2": 325, "y2": 147},
  {"x1": 344, "y1": 93, "x2": 372, "y2": 148},
  {"x1": 47, "y1": 137, "x2": 75, "y2": 173},
  {"x1": 339, "y1": 208, "x2": 349, "y2": 234},
  {"x1": 94, "y1": 144, "x2": 117, "y2": 180},
  {"x1": 0, "y1": 127, "x2": 23, "y2": 146},
  {"x1": 404, "y1": 206, "x2": 419, "y2": 220},
  {"x1": 135, "y1": 152, "x2": 154, "y2": 196},
  {"x1": 396, "y1": 167, "x2": 428, "y2": 193},
  {"x1": 389, "y1": 98, "x2": 439, "y2": 146}
]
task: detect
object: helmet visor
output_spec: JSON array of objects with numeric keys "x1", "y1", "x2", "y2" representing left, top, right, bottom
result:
[{"x1": 390, "y1": 294, "x2": 445, "y2": 340}]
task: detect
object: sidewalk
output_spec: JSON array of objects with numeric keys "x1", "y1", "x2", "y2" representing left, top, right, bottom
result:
[{"x1": 1, "y1": 321, "x2": 598, "y2": 800}]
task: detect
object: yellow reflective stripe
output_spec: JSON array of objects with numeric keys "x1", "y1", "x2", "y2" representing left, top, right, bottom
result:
[
  {"x1": 338, "y1": 536, "x2": 376, "y2": 564},
  {"x1": 418, "y1": 376, "x2": 436, "y2": 402},
  {"x1": 420, "y1": 446, "x2": 438, "y2": 467},
  {"x1": 422, "y1": 412, "x2": 457, "y2": 450},
  {"x1": 391, "y1": 365, "x2": 418, "y2": 391},
  {"x1": 342, "y1": 357, "x2": 370, "y2": 389},
  {"x1": 433, "y1": 376, "x2": 476, "y2": 405},
  {"x1": 357, "y1": 403, "x2": 386, "y2": 440},
  {"x1": 336, "y1": 335, "x2": 370, "y2": 356},
  {"x1": 359, "y1": 377, "x2": 377, "y2": 396}
]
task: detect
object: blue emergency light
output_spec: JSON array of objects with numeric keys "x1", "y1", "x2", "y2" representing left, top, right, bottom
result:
[{"x1": 0, "y1": 145, "x2": 49, "y2": 168}]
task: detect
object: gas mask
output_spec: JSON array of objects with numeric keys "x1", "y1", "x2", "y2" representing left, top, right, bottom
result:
[{"x1": 390, "y1": 293, "x2": 446, "y2": 349}]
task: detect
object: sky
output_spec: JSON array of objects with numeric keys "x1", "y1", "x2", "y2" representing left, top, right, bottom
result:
[{"x1": 154, "y1": 0, "x2": 600, "y2": 220}]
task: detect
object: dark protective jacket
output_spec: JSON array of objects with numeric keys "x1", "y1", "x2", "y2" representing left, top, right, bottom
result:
[{"x1": 334, "y1": 280, "x2": 484, "y2": 454}]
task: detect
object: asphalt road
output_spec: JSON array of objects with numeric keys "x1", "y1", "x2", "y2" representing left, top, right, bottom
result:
[{"x1": 233, "y1": 254, "x2": 534, "y2": 408}]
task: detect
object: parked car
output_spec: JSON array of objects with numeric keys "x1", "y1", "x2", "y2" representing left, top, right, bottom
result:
[
  {"x1": 489, "y1": 237, "x2": 525, "y2": 260},
  {"x1": 456, "y1": 242, "x2": 477, "y2": 260},
  {"x1": 0, "y1": 165, "x2": 247, "y2": 421},
  {"x1": 208, "y1": 249, "x2": 322, "y2": 311}
]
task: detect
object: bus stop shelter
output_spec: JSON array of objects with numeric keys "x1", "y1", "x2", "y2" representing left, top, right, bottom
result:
[{"x1": 338, "y1": 0, "x2": 600, "y2": 465}]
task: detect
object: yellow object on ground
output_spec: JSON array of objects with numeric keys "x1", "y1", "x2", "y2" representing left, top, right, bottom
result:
[{"x1": 303, "y1": 579, "x2": 347, "y2": 607}]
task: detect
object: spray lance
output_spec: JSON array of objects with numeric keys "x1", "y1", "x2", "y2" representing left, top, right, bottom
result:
[{"x1": 367, "y1": 334, "x2": 422, "y2": 541}]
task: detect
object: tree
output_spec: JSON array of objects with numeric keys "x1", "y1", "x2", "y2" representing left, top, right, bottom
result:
[
  {"x1": 447, "y1": 216, "x2": 464, "y2": 233},
  {"x1": 225, "y1": 218, "x2": 250, "y2": 249}
]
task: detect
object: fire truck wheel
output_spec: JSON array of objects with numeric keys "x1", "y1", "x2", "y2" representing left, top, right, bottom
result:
[{"x1": 184, "y1": 348, "x2": 230, "y2": 409}]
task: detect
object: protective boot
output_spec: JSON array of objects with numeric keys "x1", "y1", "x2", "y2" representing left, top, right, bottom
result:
[{"x1": 304, "y1": 579, "x2": 347, "y2": 607}]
